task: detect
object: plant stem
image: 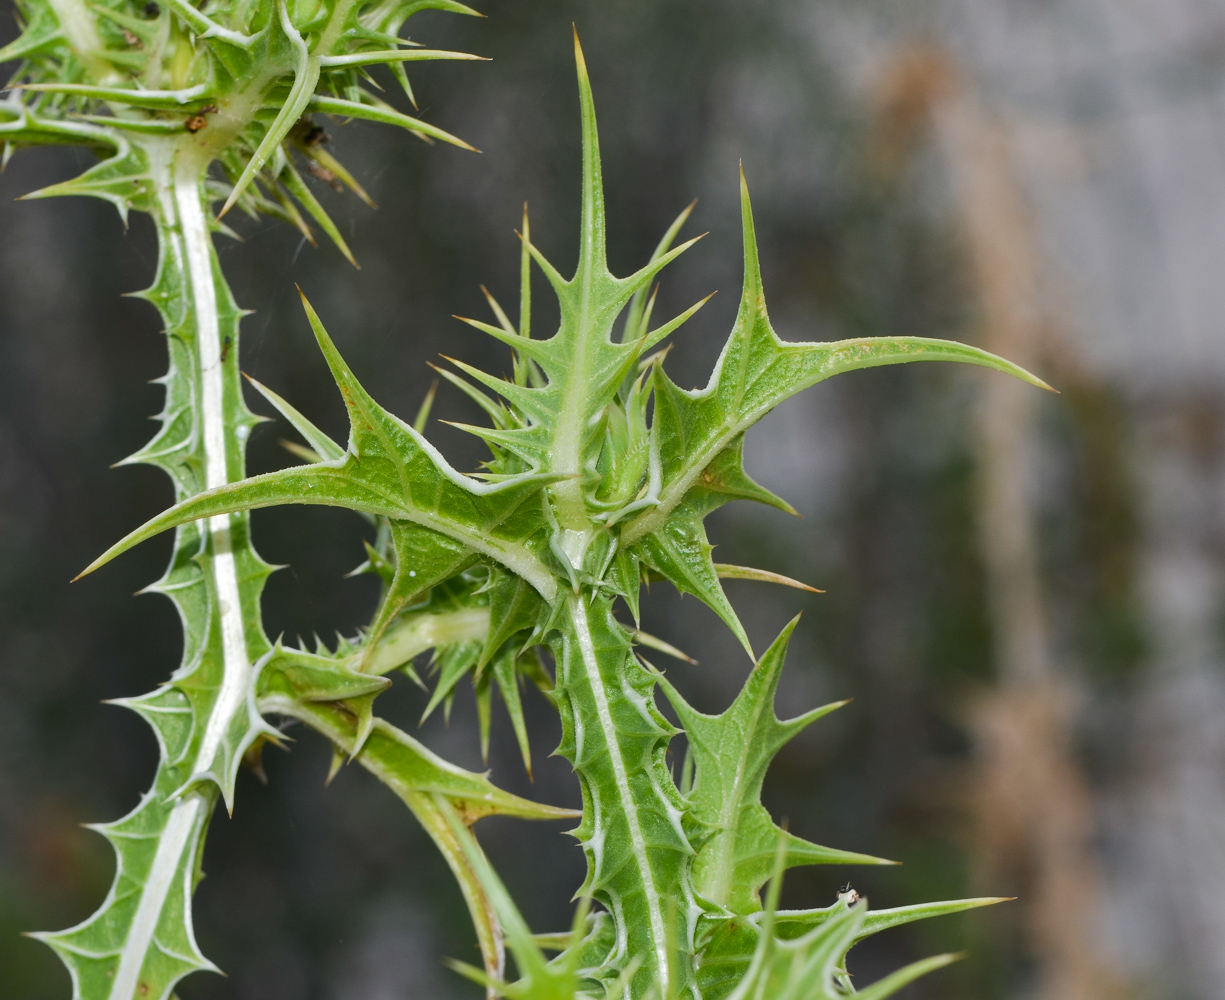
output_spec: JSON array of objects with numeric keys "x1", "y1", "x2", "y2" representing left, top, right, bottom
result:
[
  {"x1": 551, "y1": 590, "x2": 697, "y2": 998},
  {"x1": 261, "y1": 693, "x2": 507, "y2": 993}
]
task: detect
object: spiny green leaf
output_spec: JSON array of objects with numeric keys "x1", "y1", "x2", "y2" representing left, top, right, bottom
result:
[
  {"x1": 620, "y1": 166, "x2": 1051, "y2": 552},
  {"x1": 31, "y1": 161, "x2": 278, "y2": 999},
  {"x1": 712, "y1": 897, "x2": 962, "y2": 1000},
  {"x1": 658, "y1": 618, "x2": 891, "y2": 917},
  {"x1": 697, "y1": 897, "x2": 1005, "y2": 998},
  {"x1": 446, "y1": 30, "x2": 704, "y2": 542},
  {"x1": 78, "y1": 293, "x2": 561, "y2": 601}
]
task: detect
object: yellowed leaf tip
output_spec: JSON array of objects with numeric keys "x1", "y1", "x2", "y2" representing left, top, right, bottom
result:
[{"x1": 572, "y1": 24, "x2": 587, "y2": 74}]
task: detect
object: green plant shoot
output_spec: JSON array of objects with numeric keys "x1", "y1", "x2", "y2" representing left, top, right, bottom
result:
[{"x1": 74, "y1": 29, "x2": 1045, "y2": 1000}]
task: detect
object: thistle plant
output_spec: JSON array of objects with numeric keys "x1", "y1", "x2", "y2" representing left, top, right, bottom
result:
[{"x1": 7, "y1": 3, "x2": 1049, "y2": 996}]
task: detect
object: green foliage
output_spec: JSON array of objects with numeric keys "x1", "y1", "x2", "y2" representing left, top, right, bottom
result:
[
  {"x1": 1, "y1": 0, "x2": 483, "y2": 234},
  {"x1": 13, "y1": 5, "x2": 1047, "y2": 996},
  {"x1": 656, "y1": 619, "x2": 891, "y2": 918},
  {"x1": 75, "y1": 32, "x2": 1042, "y2": 1000}
]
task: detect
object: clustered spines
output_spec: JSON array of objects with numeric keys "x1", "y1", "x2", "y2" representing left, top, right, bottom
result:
[
  {"x1": 439, "y1": 39, "x2": 709, "y2": 511},
  {"x1": 224, "y1": 400, "x2": 550, "y2": 775},
  {"x1": 2, "y1": 0, "x2": 484, "y2": 254}
]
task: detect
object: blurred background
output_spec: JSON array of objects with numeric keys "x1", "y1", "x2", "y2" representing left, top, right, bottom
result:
[{"x1": 2, "y1": 0, "x2": 1222, "y2": 997}]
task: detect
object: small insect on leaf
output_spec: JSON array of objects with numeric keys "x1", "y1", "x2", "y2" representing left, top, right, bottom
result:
[{"x1": 838, "y1": 883, "x2": 862, "y2": 905}]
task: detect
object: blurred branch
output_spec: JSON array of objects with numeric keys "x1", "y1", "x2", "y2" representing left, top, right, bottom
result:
[{"x1": 873, "y1": 45, "x2": 1126, "y2": 1000}]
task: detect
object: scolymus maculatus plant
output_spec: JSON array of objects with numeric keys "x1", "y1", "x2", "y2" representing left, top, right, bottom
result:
[
  {"x1": 69, "y1": 25, "x2": 1055, "y2": 1000},
  {"x1": 1, "y1": 0, "x2": 592, "y2": 997}
]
